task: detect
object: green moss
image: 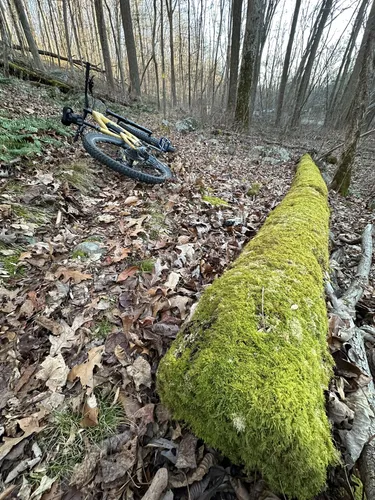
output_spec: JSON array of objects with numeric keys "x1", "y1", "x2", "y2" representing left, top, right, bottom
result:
[
  {"x1": 247, "y1": 183, "x2": 261, "y2": 196},
  {"x1": 72, "y1": 250, "x2": 87, "y2": 260},
  {"x1": 202, "y1": 195, "x2": 229, "y2": 206},
  {"x1": 157, "y1": 154, "x2": 337, "y2": 500}
]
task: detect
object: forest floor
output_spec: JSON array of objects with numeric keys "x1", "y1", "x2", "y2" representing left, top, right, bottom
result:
[{"x1": 0, "y1": 76, "x2": 374, "y2": 500}]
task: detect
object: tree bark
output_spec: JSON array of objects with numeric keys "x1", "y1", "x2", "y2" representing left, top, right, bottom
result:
[
  {"x1": 94, "y1": 0, "x2": 115, "y2": 90},
  {"x1": 331, "y1": 13, "x2": 374, "y2": 196},
  {"x1": 120, "y1": 0, "x2": 141, "y2": 97},
  {"x1": 12, "y1": 0, "x2": 43, "y2": 70},
  {"x1": 275, "y1": 0, "x2": 301, "y2": 126},
  {"x1": 166, "y1": 0, "x2": 177, "y2": 107},
  {"x1": 234, "y1": 0, "x2": 263, "y2": 128},
  {"x1": 289, "y1": 0, "x2": 333, "y2": 128},
  {"x1": 62, "y1": 0, "x2": 73, "y2": 67},
  {"x1": 227, "y1": 0, "x2": 243, "y2": 117}
]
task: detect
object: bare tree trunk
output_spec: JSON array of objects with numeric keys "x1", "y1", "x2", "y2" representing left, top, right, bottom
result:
[
  {"x1": 47, "y1": 0, "x2": 61, "y2": 65},
  {"x1": 331, "y1": 0, "x2": 375, "y2": 196},
  {"x1": 120, "y1": 0, "x2": 141, "y2": 97},
  {"x1": 289, "y1": 0, "x2": 333, "y2": 128},
  {"x1": 335, "y1": 0, "x2": 375, "y2": 128},
  {"x1": 275, "y1": 0, "x2": 301, "y2": 126},
  {"x1": 134, "y1": 0, "x2": 146, "y2": 93},
  {"x1": 12, "y1": 0, "x2": 43, "y2": 70},
  {"x1": 104, "y1": 0, "x2": 126, "y2": 91},
  {"x1": 0, "y1": 1, "x2": 10, "y2": 77},
  {"x1": 68, "y1": 0, "x2": 83, "y2": 64},
  {"x1": 234, "y1": 0, "x2": 263, "y2": 127},
  {"x1": 160, "y1": 0, "x2": 167, "y2": 116},
  {"x1": 6, "y1": 0, "x2": 24, "y2": 51},
  {"x1": 94, "y1": 0, "x2": 115, "y2": 90},
  {"x1": 62, "y1": 0, "x2": 73, "y2": 67},
  {"x1": 187, "y1": 0, "x2": 191, "y2": 110},
  {"x1": 152, "y1": 0, "x2": 161, "y2": 109},
  {"x1": 325, "y1": 0, "x2": 369, "y2": 127},
  {"x1": 166, "y1": 0, "x2": 177, "y2": 107},
  {"x1": 227, "y1": 0, "x2": 243, "y2": 117},
  {"x1": 211, "y1": 0, "x2": 224, "y2": 110}
]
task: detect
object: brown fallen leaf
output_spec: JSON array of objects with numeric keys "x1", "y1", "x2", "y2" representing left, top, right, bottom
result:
[
  {"x1": 68, "y1": 345, "x2": 105, "y2": 391},
  {"x1": 176, "y1": 433, "x2": 198, "y2": 469},
  {"x1": 81, "y1": 393, "x2": 99, "y2": 427},
  {"x1": 117, "y1": 266, "x2": 139, "y2": 282},
  {"x1": 55, "y1": 267, "x2": 92, "y2": 284},
  {"x1": 0, "y1": 418, "x2": 45, "y2": 461},
  {"x1": 113, "y1": 247, "x2": 131, "y2": 263},
  {"x1": 124, "y1": 196, "x2": 139, "y2": 205},
  {"x1": 36, "y1": 354, "x2": 70, "y2": 392},
  {"x1": 126, "y1": 356, "x2": 152, "y2": 391},
  {"x1": 19, "y1": 299, "x2": 35, "y2": 318}
]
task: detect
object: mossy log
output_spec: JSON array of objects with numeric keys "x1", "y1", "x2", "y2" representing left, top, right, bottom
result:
[
  {"x1": 0, "y1": 60, "x2": 72, "y2": 93},
  {"x1": 157, "y1": 154, "x2": 338, "y2": 499}
]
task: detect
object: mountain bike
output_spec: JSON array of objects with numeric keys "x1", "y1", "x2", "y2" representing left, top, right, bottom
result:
[{"x1": 61, "y1": 63, "x2": 174, "y2": 184}]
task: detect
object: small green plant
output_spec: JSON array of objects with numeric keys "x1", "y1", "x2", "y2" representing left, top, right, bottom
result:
[
  {"x1": 93, "y1": 318, "x2": 113, "y2": 339},
  {"x1": 41, "y1": 391, "x2": 125, "y2": 479},
  {"x1": 202, "y1": 195, "x2": 229, "y2": 207},
  {"x1": 137, "y1": 258, "x2": 154, "y2": 273},
  {"x1": 247, "y1": 183, "x2": 261, "y2": 196},
  {"x1": 1, "y1": 251, "x2": 25, "y2": 279}
]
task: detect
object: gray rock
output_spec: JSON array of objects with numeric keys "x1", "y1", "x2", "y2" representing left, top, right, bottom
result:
[
  {"x1": 73, "y1": 241, "x2": 105, "y2": 259},
  {"x1": 175, "y1": 117, "x2": 199, "y2": 134},
  {"x1": 253, "y1": 145, "x2": 291, "y2": 163}
]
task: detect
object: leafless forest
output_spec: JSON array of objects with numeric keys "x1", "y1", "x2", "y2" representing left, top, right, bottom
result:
[{"x1": 1, "y1": 0, "x2": 374, "y2": 132}]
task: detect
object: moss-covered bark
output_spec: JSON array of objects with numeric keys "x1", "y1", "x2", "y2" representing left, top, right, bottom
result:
[{"x1": 157, "y1": 154, "x2": 337, "y2": 499}]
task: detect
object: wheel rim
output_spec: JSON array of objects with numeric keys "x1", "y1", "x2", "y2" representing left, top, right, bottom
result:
[{"x1": 94, "y1": 137, "x2": 165, "y2": 179}]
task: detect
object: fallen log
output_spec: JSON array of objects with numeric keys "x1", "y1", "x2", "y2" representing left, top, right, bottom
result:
[
  {"x1": 158, "y1": 154, "x2": 338, "y2": 500},
  {"x1": 0, "y1": 60, "x2": 72, "y2": 93}
]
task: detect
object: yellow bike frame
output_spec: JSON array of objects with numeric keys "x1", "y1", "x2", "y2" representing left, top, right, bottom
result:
[{"x1": 91, "y1": 110, "x2": 143, "y2": 150}]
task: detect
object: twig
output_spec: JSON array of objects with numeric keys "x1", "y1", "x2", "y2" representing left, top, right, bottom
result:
[{"x1": 318, "y1": 128, "x2": 375, "y2": 161}]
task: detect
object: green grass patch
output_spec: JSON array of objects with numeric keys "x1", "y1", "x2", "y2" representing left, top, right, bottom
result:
[
  {"x1": 137, "y1": 258, "x2": 154, "y2": 273},
  {"x1": 41, "y1": 391, "x2": 125, "y2": 479},
  {"x1": 0, "y1": 250, "x2": 25, "y2": 279},
  {"x1": 12, "y1": 204, "x2": 51, "y2": 224},
  {"x1": 93, "y1": 318, "x2": 113, "y2": 339},
  {"x1": 57, "y1": 161, "x2": 98, "y2": 194},
  {"x1": 247, "y1": 183, "x2": 261, "y2": 196}
]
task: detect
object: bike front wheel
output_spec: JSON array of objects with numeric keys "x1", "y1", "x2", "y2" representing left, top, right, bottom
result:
[{"x1": 82, "y1": 133, "x2": 173, "y2": 184}]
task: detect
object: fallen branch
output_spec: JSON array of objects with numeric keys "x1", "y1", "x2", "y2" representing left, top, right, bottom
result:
[
  {"x1": 318, "y1": 128, "x2": 375, "y2": 161},
  {"x1": 141, "y1": 468, "x2": 168, "y2": 500},
  {"x1": 10, "y1": 44, "x2": 104, "y2": 72},
  {"x1": 326, "y1": 223, "x2": 375, "y2": 499}
]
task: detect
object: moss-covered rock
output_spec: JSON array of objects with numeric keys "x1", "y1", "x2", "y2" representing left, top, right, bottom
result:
[{"x1": 157, "y1": 154, "x2": 337, "y2": 499}]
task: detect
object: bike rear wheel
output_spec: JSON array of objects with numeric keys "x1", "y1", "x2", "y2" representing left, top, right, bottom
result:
[{"x1": 82, "y1": 133, "x2": 173, "y2": 184}]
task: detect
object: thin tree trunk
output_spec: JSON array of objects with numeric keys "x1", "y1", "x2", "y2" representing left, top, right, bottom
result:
[
  {"x1": 289, "y1": 0, "x2": 333, "y2": 128},
  {"x1": 160, "y1": 0, "x2": 167, "y2": 116},
  {"x1": 6, "y1": 0, "x2": 24, "y2": 51},
  {"x1": 12, "y1": 0, "x2": 43, "y2": 70},
  {"x1": 234, "y1": 0, "x2": 263, "y2": 127},
  {"x1": 134, "y1": 0, "x2": 146, "y2": 93},
  {"x1": 335, "y1": 0, "x2": 375, "y2": 128},
  {"x1": 275, "y1": 0, "x2": 301, "y2": 126},
  {"x1": 152, "y1": 0, "x2": 161, "y2": 109},
  {"x1": 187, "y1": 0, "x2": 191, "y2": 110},
  {"x1": 166, "y1": 0, "x2": 177, "y2": 107},
  {"x1": 331, "y1": 0, "x2": 375, "y2": 195},
  {"x1": 120, "y1": 0, "x2": 141, "y2": 97},
  {"x1": 62, "y1": 0, "x2": 73, "y2": 67},
  {"x1": 227, "y1": 0, "x2": 243, "y2": 116},
  {"x1": 0, "y1": 1, "x2": 10, "y2": 77},
  {"x1": 68, "y1": 0, "x2": 83, "y2": 63},
  {"x1": 94, "y1": 0, "x2": 115, "y2": 90},
  {"x1": 104, "y1": 0, "x2": 126, "y2": 91}
]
